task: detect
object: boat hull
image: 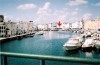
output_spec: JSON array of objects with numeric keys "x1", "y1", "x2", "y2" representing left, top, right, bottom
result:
[{"x1": 64, "y1": 46, "x2": 81, "y2": 50}]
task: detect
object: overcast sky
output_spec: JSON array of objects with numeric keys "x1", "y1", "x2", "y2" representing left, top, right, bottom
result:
[{"x1": 0, "y1": 0, "x2": 100, "y2": 24}]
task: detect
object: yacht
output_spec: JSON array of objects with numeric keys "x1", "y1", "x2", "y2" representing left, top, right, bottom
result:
[
  {"x1": 82, "y1": 38, "x2": 95, "y2": 49},
  {"x1": 63, "y1": 38, "x2": 82, "y2": 50},
  {"x1": 81, "y1": 31, "x2": 91, "y2": 38},
  {"x1": 76, "y1": 36, "x2": 83, "y2": 42},
  {"x1": 94, "y1": 40, "x2": 100, "y2": 49}
]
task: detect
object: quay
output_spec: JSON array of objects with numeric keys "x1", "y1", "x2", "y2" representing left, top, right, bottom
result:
[{"x1": 0, "y1": 32, "x2": 36, "y2": 43}]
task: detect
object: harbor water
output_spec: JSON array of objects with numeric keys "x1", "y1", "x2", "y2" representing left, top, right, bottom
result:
[{"x1": 1, "y1": 31, "x2": 100, "y2": 65}]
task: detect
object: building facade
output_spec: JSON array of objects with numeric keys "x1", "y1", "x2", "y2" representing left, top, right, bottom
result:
[
  {"x1": 0, "y1": 15, "x2": 6, "y2": 37},
  {"x1": 5, "y1": 21, "x2": 17, "y2": 36},
  {"x1": 16, "y1": 21, "x2": 34, "y2": 34},
  {"x1": 84, "y1": 18, "x2": 100, "y2": 31}
]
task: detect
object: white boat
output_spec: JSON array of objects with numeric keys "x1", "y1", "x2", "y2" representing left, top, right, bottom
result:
[
  {"x1": 35, "y1": 31, "x2": 44, "y2": 35},
  {"x1": 81, "y1": 31, "x2": 92, "y2": 38},
  {"x1": 94, "y1": 40, "x2": 100, "y2": 49},
  {"x1": 82, "y1": 38, "x2": 95, "y2": 49},
  {"x1": 63, "y1": 38, "x2": 82, "y2": 50},
  {"x1": 76, "y1": 36, "x2": 83, "y2": 42}
]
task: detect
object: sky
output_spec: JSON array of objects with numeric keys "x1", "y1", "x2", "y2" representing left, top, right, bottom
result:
[{"x1": 0, "y1": 0, "x2": 100, "y2": 24}]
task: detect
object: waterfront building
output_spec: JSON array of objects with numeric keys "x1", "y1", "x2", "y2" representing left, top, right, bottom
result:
[
  {"x1": 48, "y1": 23, "x2": 58, "y2": 31},
  {"x1": 37, "y1": 24, "x2": 48, "y2": 31},
  {"x1": 57, "y1": 23, "x2": 71, "y2": 30},
  {"x1": 37, "y1": 24, "x2": 44, "y2": 31},
  {"x1": 0, "y1": 15, "x2": 6, "y2": 37},
  {"x1": 28, "y1": 21, "x2": 34, "y2": 33},
  {"x1": 63, "y1": 23, "x2": 70, "y2": 30},
  {"x1": 5, "y1": 20, "x2": 17, "y2": 37},
  {"x1": 0, "y1": 22, "x2": 6, "y2": 37},
  {"x1": 33, "y1": 25, "x2": 38, "y2": 31},
  {"x1": 16, "y1": 21, "x2": 29, "y2": 34},
  {"x1": 84, "y1": 18, "x2": 100, "y2": 31},
  {"x1": 16, "y1": 21, "x2": 34, "y2": 34},
  {"x1": 71, "y1": 21, "x2": 82, "y2": 29}
]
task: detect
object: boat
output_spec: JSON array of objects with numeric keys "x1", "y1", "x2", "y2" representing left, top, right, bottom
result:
[
  {"x1": 81, "y1": 31, "x2": 91, "y2": 38},
  {"x1": 82, "y1": 38, "x2": 95, "y2": 49},
  {"x1": 35, "y1": 31, "x2": 44, "y2": 35},
  {"x1": 28, "y1": 34, "x2": 34, "y2": 37},
  {"x1": 94, "y1": 40, "x2": 100, "y2": 49},
  {"x1": 95, "y1": 33, "x2": 100, "y2": 40},
  {"x1": 63, "y1": 38, "x2": 82, "y2": 50},
  {"x1": 76, "y1": 36, "x2": 84, "y2": 42}
]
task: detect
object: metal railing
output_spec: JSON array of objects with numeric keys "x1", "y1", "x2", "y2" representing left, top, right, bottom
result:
[{"x1": 0, "y1": 52, "x2": 100, "y2": 65}]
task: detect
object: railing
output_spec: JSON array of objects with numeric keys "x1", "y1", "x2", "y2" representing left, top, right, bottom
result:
[{"x1": 0, "y1": 52, "x2": 100, "y2": 65}]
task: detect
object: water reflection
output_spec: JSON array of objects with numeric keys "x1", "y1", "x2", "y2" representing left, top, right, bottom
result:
[
  {"x1": 85, "y1": 52, "x2": 93, "y2": 58},
  {"x1": 43, "y1": 31, "x2": 71, "y2": 40},
  {"x1": 64, "y1": 49, "x2": 80, "y2": 57}
]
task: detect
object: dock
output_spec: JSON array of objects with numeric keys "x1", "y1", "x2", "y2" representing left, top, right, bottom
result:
[{"x1": 0, "y1": 32, "x2": 36, "y2": 43}]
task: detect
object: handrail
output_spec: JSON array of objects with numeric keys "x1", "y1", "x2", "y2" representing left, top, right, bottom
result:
[{"x1": 0, "y1": 52, "x2": 100, "y2": 65}]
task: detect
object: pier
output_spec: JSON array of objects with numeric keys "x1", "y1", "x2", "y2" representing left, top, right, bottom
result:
[{"x1": 0, "y1": 32, "x2": 36, "y2": 43}]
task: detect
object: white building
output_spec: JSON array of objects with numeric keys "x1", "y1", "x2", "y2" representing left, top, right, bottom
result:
[
  {"x1": 71, "y1": 21, "x2": 82, "y2": 29},
  {"x1": 0, "y1": 22, "x2": 6, "y2": 37},
  {"x1": 5, "y1": 21, "x2": 17, "y2": 36},
  {"x1": 0, "y1": 15, "x2": 6, "y2": 37},
  {"x1": 37, "y1": 24, "x2": 48, "y2": 31},
  {"x1": 48, "y1": 23, "x2": 58, "y2": 31},
  {"x1": 16, "y1": 21, "x2": 34, "y2": 34},
  {"x1": 57, "y1": 23, "x2": 70, "y2": 30}
]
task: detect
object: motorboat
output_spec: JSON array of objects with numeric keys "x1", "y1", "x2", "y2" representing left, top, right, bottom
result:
[
  {"x1": 28, "y1": 34, "x2": 34, "y2": 37},
  {"x1": 94, "y1": 40, "x2": 100, "y2": 49},
  {"x1": 71, "y1": 35, "x2": 84, "y2": 42},
  {"x1": 82, "y1": 38, "x2": 95, "y2": 49},
  {"x1": 81, "y1": 31, "x2": 91, "y2": 38},
  {"x1": 63, "y1": 38, "x2": 82, "y2": 50},
  {"x1": 76, "y1": 36, "x2": 84, "y2": 42},
  {"x1": 35, "y1": 31, "x2": 44, "y2": 35}
]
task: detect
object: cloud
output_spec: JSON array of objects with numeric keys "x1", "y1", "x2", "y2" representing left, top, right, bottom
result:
[
  {"x1": 72, "y1": 11, "x2": 78, "y2": 15},
  {"x1": 95, "y1": 2, "x2": 100, "y2": 6},
  {"x1": 53, "y1": 10, "x2": 69, "y2": 21},
  {"x1": 3, "y1": 13, "x2": 13, "y2": 20},
  {"x1": 17, "y1": 3, "x2": 37, "y2": 10},
  {"x1": 35, "y1": 2, "x2": 83, "y2": 24},
  {"x1": 37, "y1": 2, "x2": 51, "y2": 15},
  {"x1": 35, "y1": 1, "x2": 70, "y2": 24},
  {"x1": 66, "y1": 0, "x2": 88, "y2": 6},
  {"x1": 83, "y1": 13, "x2": 92, "y2": 20}
]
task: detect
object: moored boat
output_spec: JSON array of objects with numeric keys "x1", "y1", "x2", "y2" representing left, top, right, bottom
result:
[
  {"x1": 94, "y1": 40, "x2": 100, "y2": 49},
  {"x1": 63, "y1": 38, "x2": 82, "y2": 50},
  {"x1": 82, "y1": 38, "x2": 95, "y2": 50},
  {"x1": 35, "y1": 31, "x2": 44, "y2": 35}
]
